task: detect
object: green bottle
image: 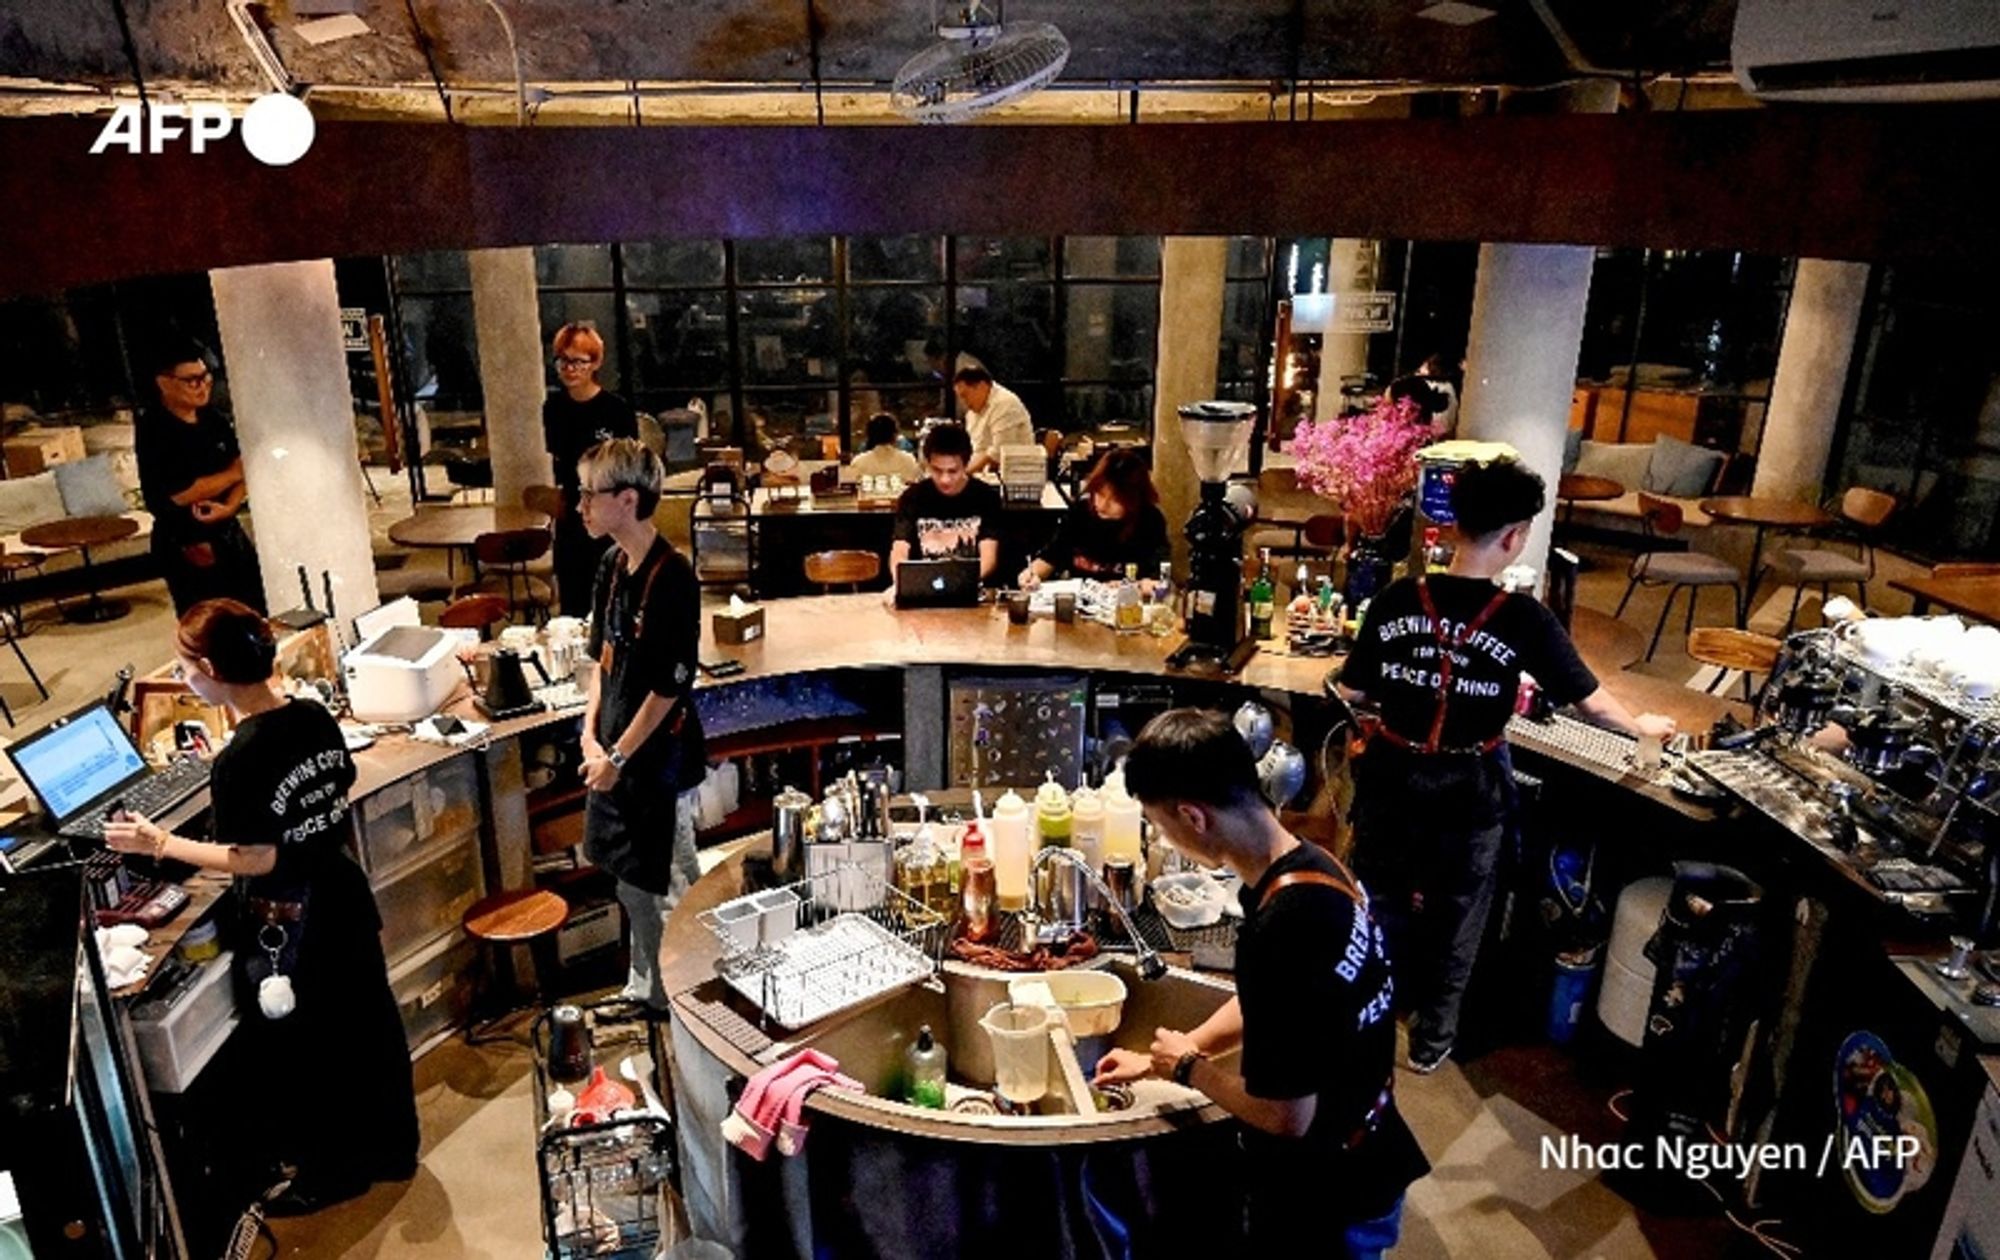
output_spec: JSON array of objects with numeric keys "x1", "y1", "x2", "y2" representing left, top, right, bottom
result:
[
  {"x1": 1248, "y1": 547, "x2": 1275, "y2": 641},
  {"x1": 904, "y1": 1025, "x2": 947, "y2": 1109}
]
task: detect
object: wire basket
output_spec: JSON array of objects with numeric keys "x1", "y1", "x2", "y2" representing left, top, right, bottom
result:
[
  {"x1": 698, "y1": 862, "x2": 950, "y2": 1031},
  {"x1": 531, "y1": 1001, "x2": 675, "y2": 1260}
]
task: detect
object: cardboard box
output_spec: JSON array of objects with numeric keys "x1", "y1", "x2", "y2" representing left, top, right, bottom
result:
[
  {"x1": 4, "y1": 426, "x2": 85, "y2": 478},
  {"x1": 712, "y1": 603, "x2": 765, "y2": 645}
]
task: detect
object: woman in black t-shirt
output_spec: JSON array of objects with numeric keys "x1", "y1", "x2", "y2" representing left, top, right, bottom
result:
[
  {"x1": 105, "y1": 600, "x2": 418, "y2": 1216},
  {"x1": 1019, "y1": 447, "x2": 1170, "y2": 589},
  {"x1": 544, "y1": 322, "x2": 639, "y2": 616}
]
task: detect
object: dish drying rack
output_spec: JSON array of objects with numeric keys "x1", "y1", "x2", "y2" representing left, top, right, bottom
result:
[{"x1": 699, "y1": 863, "x2": 950, "y2": 1032}]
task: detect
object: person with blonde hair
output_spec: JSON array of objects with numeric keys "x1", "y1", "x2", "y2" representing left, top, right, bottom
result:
[
  {"x1": 544, "y1": 322, "x2": 638, "y2": 615},
  {"x1": 575, "y1": 438, "x2": 706, "y2": 1009}
]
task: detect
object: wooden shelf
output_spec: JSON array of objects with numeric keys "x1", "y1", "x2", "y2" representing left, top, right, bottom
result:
[
  {"x1": 527, "y1": 782, "x2": 587, "y2": 819},
  {"x1": 708, "y1": 717, "x2": 899, "y2": 761}
]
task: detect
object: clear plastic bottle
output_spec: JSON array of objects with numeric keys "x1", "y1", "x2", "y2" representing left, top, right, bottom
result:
[
  {"x1": 903, "y1": 1025, "x2": 948, "y2": 1109},
  {"x1": 1115, "y1": 564, "x2": 1145, "y2": 634}
]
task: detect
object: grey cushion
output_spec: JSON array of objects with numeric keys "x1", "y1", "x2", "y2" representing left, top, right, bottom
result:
[
  {"x1": 1646, "y1": 435, "x2": 1727, "y2": 497},
  {"x1": 1634, "y1": 550, "x2": 1741, "y2": 585},
  {"x1": 1769, "y1": 548, "x2": 1869, "y2": 583},
  {"x1": 1573, "y1": 440, "x2": 1653, "y2": 492},
  {"x1": 0, "y1": 471, "x2": 66, "y2": 536},
  {"x1": 1562, "y1": 427, "x2": 1585, "y2": 475},
  {"x1": 55, "y1": 455, "x2": 132, "y2": 517}
]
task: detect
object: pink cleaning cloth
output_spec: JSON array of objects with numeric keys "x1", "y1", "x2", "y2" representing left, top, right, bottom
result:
[
  {"x1": 773, "y1": 1067, "x2": 863, "y2": 1157},
  {"x1": 720, "y1": 1049, "x2": 842, "y2": 1161}
]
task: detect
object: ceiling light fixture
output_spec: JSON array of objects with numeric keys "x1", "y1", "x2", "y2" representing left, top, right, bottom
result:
[{"x1": 1416, "y1": 2, "x2": 1499, "y2": 25}]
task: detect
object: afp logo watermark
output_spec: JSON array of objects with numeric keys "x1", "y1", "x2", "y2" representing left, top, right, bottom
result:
[{"x1": 90, "y1": 92, "x2": 316, "y2": 167}]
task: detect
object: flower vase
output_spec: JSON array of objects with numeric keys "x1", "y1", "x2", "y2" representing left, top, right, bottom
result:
[{"x1": 1343, "y1": 536, "x2": 1394, "y2": 609}]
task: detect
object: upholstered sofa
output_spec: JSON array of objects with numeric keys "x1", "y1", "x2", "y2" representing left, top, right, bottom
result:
[{"x1": 1560, "y1": 432, "x2": 1731, "y2": 537}]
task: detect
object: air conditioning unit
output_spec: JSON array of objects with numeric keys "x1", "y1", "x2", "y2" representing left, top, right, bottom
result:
[{"x1": 1733, "y1": 0, "x2": 2000, "y2": 102}]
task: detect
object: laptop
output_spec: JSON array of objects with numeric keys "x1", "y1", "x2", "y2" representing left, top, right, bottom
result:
[
  {"x1": 895, "y1": 557, "x2": 982, "y2": 609},
  {"x1": 5, "y1": 702, "x2": 211, "y2": 842}
]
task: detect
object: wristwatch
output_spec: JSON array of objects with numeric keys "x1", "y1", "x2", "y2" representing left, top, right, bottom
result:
[
  {"x1": 607, "y1": 748, "x2": 628, "y2": 771},
  {"x1": 1172, "y1": 1050, "x2": 1206, "y2": 1088}
]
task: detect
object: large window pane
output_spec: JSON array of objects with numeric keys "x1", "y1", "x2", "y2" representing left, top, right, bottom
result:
[
  {"x1": 956, "y1": 283, "x2": 1054, "y2": 383},
  {"x1": 743, "y1": 388, "x2": 839, "y2": 458},
  {"x1": 847, "y1": 384, "x2": 947, "y2": 449},
  {"x1": 398, "y1": 294, "x2": 482, "y2": 409},
  {"x1": 1062, "y1": 383, "x2": 1154, "y2": 432},
  {"x1": 849, "y1": 236, "x2": 944, "y2": 282},
  {"x1": 1063, "y1": 284, "x2": 1158, "y2": 382},
  {"x1": 849, "y1": 286, "x2": 945, "y2": 385},
  {"x1": 1634, "y1": 251, "x2": 1791, "y2": 390},
  {"x1": 1577, "y1": 248, "x2": 1646, "y2": 383},
  {"x1": 535, "y1": 244, "x2": 613, "y2": 289},
  {"x1": 623, "y1": 240, "x2": 726, "y2": 287},
  {"x1": 736, "y1": 238, "x2": 833, "y2": 285},
  {"x1": 1217, "y1": 280, "x2": 1267, "y2": 385},
  {"x1": 956, "y1": 237, "x2": 1052, "y2": 282},
  {"x1": 539, "y1": 292, "x2": 619, "y2": 388},
  {"x1": 626, "y1": 291, "x2": 730, "y2": 392},
  {"x1": 396, "y1": 250, "x2": 470, "y2": 291},
  {"x1": 1227, "y1": 236, "x2": 1271, "y2": 279},
  {"x1": 1064, "y1": 237, "x2": 1161, "y2": 279},
  {"x1": 738, "y1": 289, "x2": 838, "y2": 384}
]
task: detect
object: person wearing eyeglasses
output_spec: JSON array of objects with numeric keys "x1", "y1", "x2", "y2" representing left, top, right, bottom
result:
[
  {"x1": 544, "y1": 322, "x2": 638, "y2": 616},
  {"x1": 135, "y1": 338, "x2": 266, "y2": 614},
  {"x1": 576, "y1": 438, "x2": 706, "y2": 1010}
]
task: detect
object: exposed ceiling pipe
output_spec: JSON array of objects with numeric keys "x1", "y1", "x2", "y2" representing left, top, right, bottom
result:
[
  {"x1": 1524, "y1": 0, "x2": 1622, "y2": 79},
  {"x1": 226, "y1": 0, "x2": 297, "y2": 96},
  {"x1": 478, "y1": 0, "x2": 529, "y2": 125}
]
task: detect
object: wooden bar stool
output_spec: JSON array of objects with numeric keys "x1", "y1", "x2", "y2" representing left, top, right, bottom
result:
[
  {"x1": 462, "y1": 887, "x2": 570, "y2": 1043},
  {"x1": 439, "y1": 593, "x2": 512, "y2": 640},
  {"x1": 1687, "y1": 627, "x2": 1782, "y2": 702},
  {"x1": 804, "y1": 549, "x2": 882, "y2": 593}
]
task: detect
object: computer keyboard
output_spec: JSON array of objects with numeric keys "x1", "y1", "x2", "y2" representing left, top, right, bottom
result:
[{"x1": 61, "y1": 758, "x2": 212, "y2": 841}]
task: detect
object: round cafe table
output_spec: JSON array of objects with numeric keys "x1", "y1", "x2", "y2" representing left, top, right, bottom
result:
[
  {"x1": 1557, "y1": 473, "x2": 1624, "y2": 520},
  {"x1": 20, "y1": 514, "x2": 141, "y2": 623},
  {"x1": 1699, "y1": 496, "x2": 1834, "y2": 599},
  {"x1": 387, "y1": 505, "x2": 550, "y2": 583}
]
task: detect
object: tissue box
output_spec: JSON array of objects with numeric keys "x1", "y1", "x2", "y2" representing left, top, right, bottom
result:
[{"x1": 712, "y1": 603, "x2": 765, "y2": 645}]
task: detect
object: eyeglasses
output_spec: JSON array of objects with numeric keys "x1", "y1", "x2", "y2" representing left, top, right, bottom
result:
[
  {"x1": 554, "y1": 356, "x2": 599, "y2": 370},
  {"x1": 579, "y1": 484, "x2": 630, "y2": 501},
  {"x1": 168, "y1": 370, "x2": 213, "y2": 386}
]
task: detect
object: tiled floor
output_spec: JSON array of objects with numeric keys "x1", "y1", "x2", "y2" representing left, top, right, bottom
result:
[{"x1": 8, "y1": 498, "x2": 1938, "y2": 1257}]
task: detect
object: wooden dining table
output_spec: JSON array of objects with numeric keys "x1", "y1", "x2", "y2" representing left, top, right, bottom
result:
[
  {"x1": 1891, "y1": 573, "x2": 2000, "y2": 625},
  {"x1": 387, "y1": 505, "x2": 550, "y2": 583},
  {"x1": 1699, "y1": 495, "x2": 1835, "y2": 593}
]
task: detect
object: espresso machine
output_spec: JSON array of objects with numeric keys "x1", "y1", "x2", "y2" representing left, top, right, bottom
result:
[{"x1": 1166, "y1": 400, "x2": 1258, "y2": 674}]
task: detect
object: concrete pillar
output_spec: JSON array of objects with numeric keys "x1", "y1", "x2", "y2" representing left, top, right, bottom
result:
[
  {"x1": 1458, "y1": 243, "x2": 1598, "y2": 578},
  {"x1": 1751, "y1": 259, "x2": 1871, "y2": 503},
  {"x1": 1151, "y1": 237, "x2": 1230, "y2": 572},
  {"x1": 1315, "y1": 239, "x2": 1374, "y2": 422},
  {"x1": 469, "y1": 247, "x2": 554, "y2": 505},
  {"x1": 209, "y1": 260, "x2": 380, "y2": 624}
]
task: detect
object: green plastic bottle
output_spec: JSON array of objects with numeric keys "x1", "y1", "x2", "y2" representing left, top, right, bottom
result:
[{"x1": 904, "y1": 1025, "x2": 947, "y2": 1109}]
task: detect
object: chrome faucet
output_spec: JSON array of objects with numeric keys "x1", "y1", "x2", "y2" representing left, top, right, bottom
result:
[{"x1": 1026, "y1": 847, "x2": 1167, "y2": 981}]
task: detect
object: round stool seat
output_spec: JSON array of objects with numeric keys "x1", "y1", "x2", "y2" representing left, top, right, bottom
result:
[{"x1": 464, "y1": 887, "x2": 569, "y2": 943}]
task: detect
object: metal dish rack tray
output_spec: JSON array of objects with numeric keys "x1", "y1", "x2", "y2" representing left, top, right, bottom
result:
[{"x1": 699, "y1": 863, "x2": 950, "y2": 1032}]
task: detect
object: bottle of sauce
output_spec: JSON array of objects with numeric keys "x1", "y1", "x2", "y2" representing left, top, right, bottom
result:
[
  {"x1": 990, "y1": 789, "x2": 1031, "y2": 911},
  {"x1": 1034, "y1": 772, "x2": 1072, "y2": 849},
  {"x1": 1069, "y1": 785, "x2": 1105, "y2": 881},
  {"x1": 1102, "y1": 774, "x2": 1143, "y2": 876}
]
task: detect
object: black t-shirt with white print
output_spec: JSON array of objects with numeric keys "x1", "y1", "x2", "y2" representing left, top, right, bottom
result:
[
  {"x1": 209, "y1": 699, "x2": 358, "y2": 902},
  {"x1": 892, "y1": 478, "x2": 1003, "y2": 563},
  {"x1": 1338, "y1": 574, "x2": 1598, "y2": 750}
]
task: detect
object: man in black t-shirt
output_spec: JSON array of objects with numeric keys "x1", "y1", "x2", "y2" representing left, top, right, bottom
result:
[
  {"x1": 1335, "y1": 458, "x2": 1675, "y2": 1073},
  {"x1": 544, "y1": 323, "x2": 639, "y2": 616},
  {"x1": 134, "y1": 341, "x2": 265, "y2": 613},
  {"x1": 1096, "y1": 709, "x2": 1429, "y2": 1256},
  {"x1": 889, "y1": 422, "x2": 1001, "y2": 584},
  {"x1": 577, "y1": 438, "x2": 706, "y2": 1009}
]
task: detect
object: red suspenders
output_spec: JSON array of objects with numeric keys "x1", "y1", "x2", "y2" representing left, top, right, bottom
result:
[{"x1": 1373, "y1": 577, "x2": 1512, "y2": 756}]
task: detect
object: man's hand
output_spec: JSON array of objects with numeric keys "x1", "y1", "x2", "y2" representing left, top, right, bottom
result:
[
  {"x1": 1017, "y1": 567, "x2": 1040, "y2": 591},
  {"x1": 1092, "y1": 1048, "x2": 1153, "y2": 1086},
  {"x1": 580, "y1": 753, "x2": 621, "y2": 794},
  {"x1": 1147, "y1": 1027, "x2": 1202, "y2": 1080},
  {"x1": 581, "y1": 734, "x2": 606, "y2": 763},
  {"x1": 190, "y1": 499, "x2": 227, "y2": 523},
  {"x1": 1634, "y1": 713, "x2": 1678, "y2": 740},
  {"x1": 103, "y1": 813, "x2": 162, "y2": 858}
]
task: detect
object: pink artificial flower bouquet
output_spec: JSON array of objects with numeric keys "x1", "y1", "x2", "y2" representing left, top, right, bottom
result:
[{"x1": 1290, "y1": 395, "x2": 1430, "y2": 539}]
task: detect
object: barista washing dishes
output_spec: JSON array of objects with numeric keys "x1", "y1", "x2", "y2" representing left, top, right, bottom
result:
[
  {"x1": 576, "y1": 438, "x2": 706, "y2": 1010},
  {"x1": 103, "y1": 600, "x2": 418, "y2": 1215},
  {"x1": 1335, "y1": 458, "x2": 1676, "y2": 1074},
  {"x1": 1093, "y1": 709, "x2": 1429, "y2": 1257}
]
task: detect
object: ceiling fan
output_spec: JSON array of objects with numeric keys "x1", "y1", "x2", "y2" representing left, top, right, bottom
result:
[{"x1": 891, "y1": 1, "x2": 1071, "y2": 124}]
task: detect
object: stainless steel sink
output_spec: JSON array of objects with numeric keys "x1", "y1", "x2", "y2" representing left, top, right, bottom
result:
[{"x1": 780, "y1": 956, "x2": 1235, "y2": 1127}]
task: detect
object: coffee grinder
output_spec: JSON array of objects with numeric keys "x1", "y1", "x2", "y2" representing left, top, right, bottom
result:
[{"x1": 1167, "y1": 400, "x2": 1259, "y2": 674}]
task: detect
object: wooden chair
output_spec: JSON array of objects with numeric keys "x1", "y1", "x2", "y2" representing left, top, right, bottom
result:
[
  {"x1": 523, "y1": 484, "x2": 566, "y2": 520},
  {"x1": 439, "y1": 594, "x2": 511, "y2": 641},
  {"x1": 463, "y1": 528, "x2": 555, "y2": 622},
  {"x1": 1932, "y1": 562, "x2": 2000, "y2": 579},
  {"x1": 1687, "y1": 627, "x2": 1782, "y2": 702},
  {"x1": 804, "y1": 549, "x2": 882, "y2": 592},
  {"x1": 462, "y1": 887, "x2": 570, "y2": 1043},
  {"x1": 1616, "y1": 494, "x2": 1745, "y2": 660},
  {"x1": 1764, "y1": 486, "x2": 1897, "y2": 632}
]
